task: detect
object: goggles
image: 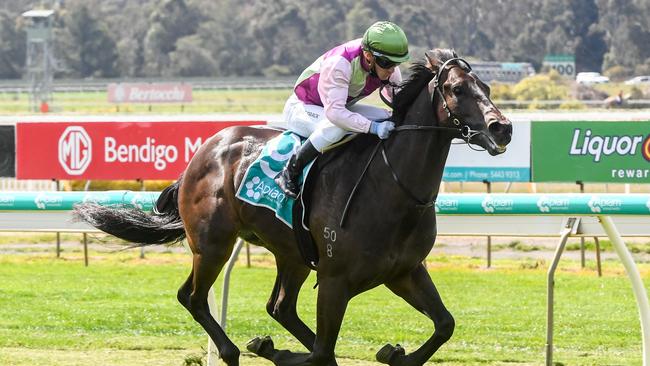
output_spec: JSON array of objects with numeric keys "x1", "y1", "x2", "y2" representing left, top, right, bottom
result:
[{"x1": 371, "y1": 51, "x2": 399, "y2": 69}]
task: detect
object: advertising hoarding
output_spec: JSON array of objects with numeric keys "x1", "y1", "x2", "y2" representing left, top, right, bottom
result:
[
  {"x1": 444, "y1": 120, "x2": 531, "y2": 182},
  {"x1": 531, "y1": 121, "x2": 650, "y2": 183},
  {"x1": 16, "y1": 120, "x2": 263, "y2": 180},
  {"x1": 107, "y1": 83, "x2": 192, "y2": 103}
]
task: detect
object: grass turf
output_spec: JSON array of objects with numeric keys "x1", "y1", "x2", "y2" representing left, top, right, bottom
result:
[{"x1": 0, "y1": 250, "x2": 646, "y2": 365}]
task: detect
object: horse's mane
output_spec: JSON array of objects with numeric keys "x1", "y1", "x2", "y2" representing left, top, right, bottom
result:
[{"x1": 392, "y1": 48, "x2": 458, "y2": 123}]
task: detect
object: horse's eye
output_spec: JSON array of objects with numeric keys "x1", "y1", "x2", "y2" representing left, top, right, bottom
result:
[{"x1": 452, "y1": 85, "x2": 463, "y2": 96}]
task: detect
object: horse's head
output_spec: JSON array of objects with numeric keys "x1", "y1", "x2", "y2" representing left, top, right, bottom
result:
[{"x1": 425, "y1": 49, "x2": 512, "y2": 155}]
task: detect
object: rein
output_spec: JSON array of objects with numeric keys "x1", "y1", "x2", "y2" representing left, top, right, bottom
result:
[
  {"x1": 339, "y1": 57, "x2": 481, "y2": 228},
  {"x1": 339, "y1": 126, "x2": 464, "y2": 228}
]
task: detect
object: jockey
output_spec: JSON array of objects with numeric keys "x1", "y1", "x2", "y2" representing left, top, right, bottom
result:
[{"x1": 276, "y1": 21, "x2": 410, "y2": 198}]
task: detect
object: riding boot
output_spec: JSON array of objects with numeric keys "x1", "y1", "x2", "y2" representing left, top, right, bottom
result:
[{"x1": 275, "y1": 140, "x2": 320, "y2": 198}]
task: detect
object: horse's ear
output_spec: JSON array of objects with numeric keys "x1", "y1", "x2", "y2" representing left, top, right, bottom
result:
[{"x1": 424, "y1": 50, "x2": 440, "y2": 73}]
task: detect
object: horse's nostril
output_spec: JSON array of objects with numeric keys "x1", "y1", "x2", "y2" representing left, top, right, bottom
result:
[
  {"x1": 488, "y1": 120, "x2": 512, "y2": 145},
  {"x1": 488, "y1": 120, "x2": 504, "y2": 134}
]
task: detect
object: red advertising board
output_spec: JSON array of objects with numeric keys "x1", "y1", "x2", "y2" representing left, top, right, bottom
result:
[
  {"x1": 107, "y1": 83, "x2": 193, "y2": 103},
  {"x1": 16, "y1": 121, "x2": 263, "y2": 179}
]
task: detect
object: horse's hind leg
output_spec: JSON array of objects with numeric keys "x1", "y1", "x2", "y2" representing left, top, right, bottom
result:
[
  {"x1": 184, "y1": 233, "x2": 241, "y2": 365},
  {"x1": 379, "y1": 264, "x2": 455, "y2": 366},
  {"x1": 262, "y1": 259, "x2": 315, "y2": 350},
  {"x1": 177, "y1": 272, "x2": 193, "y2": 311}
]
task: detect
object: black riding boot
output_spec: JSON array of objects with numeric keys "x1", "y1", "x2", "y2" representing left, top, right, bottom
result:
[{"x1": 275, "y1": 140, "x2": 320, "y2": 198}]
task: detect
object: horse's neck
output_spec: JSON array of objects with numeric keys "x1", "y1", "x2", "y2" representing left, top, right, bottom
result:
[{"x1": 387, "y1": 89, "x2": 452, "y2": 202}]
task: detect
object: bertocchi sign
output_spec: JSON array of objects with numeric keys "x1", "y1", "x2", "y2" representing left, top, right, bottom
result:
[
  {"x1": 107, "y1": 83, "x2": 193, "y2": 103},
  {"x1": 16, "y1": 121, "x2": 263, "y2": 179}
]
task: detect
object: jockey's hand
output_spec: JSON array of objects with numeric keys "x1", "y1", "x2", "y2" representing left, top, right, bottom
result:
[{"x1": 369, "y1": 121, "x2": 395, "y2": 139}]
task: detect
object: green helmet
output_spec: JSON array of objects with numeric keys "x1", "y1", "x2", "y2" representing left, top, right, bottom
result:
[{"x1": 362, "y1": 21, "x2": 410, "y2": 63}]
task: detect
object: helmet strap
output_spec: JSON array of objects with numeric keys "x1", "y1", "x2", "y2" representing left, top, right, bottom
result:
[
  {"x1": 364, "y1": 50, "x2": 379, "y2": 78},
  {"x1": 370, "y1": 64, "x2": 379, "y2": 78}
]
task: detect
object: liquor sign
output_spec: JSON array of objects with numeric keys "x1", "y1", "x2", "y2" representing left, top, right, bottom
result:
[
  {"x1": 16, "y1": 120, "x2": 263, "y2": 180},
  {"x1": 531, "y1": 121, "x2": 650, "y2": 183},
  {"x1": 543, "y1": 54, "x2": 575, "y2": 78},
  {"x1": 443, "y1": 120, "x2": 531, "y2": 182},
  {"x1": 107, "y1": 83, "x2": 193, "y2": 103}
]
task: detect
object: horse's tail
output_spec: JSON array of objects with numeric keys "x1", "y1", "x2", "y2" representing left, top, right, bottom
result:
[{"x1": 73, "y1": 180, "x2": 186, "y2": 245}]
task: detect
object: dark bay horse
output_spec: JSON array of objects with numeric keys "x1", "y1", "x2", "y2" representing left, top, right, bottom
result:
[{"x1": 74, "y1": 49, "x2": 512, "y2": 366}]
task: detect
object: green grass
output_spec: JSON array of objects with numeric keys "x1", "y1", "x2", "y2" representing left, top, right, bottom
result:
[
  {"x1": 0, "y1": 251, "x2": 647, "y2": 365},
  {"x1": 0, "y1": 88, "x2": 387, "y2": 115}
]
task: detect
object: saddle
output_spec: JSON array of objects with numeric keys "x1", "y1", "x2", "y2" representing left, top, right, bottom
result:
[{"x1": 235, "y1": 130, "x2": 320, "y2": 269}]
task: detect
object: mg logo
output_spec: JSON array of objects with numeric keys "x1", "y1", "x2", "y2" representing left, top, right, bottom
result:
[{"x1": 58, "y1": 126, "x2": 92, "y2": 175}]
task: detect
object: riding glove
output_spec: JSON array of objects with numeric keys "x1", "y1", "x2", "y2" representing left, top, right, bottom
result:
[{"x1": 369, "y1": 121, "x2": 396, "y2": 139}]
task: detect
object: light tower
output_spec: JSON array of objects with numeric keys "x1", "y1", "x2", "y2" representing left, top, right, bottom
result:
[{"x1": 22, "y1": 9, "x2": 55, "y2": 112}]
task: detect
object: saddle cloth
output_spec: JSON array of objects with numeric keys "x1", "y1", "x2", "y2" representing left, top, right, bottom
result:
[{"x1": 235, "y1": 131, "x2": 315, "y2": 228}]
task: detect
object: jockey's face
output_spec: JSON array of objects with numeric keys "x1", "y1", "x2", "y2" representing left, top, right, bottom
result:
[{"x1": 364, "y1": 51, "x2": 398, "y2": 81}]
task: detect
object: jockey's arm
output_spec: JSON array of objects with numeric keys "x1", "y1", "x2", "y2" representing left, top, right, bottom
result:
[{"x1": 317, "y1": 56, "x2": 375, "y2": 133}]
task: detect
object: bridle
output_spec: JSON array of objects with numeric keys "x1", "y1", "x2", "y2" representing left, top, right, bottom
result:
[{"x1": 339, "y1": 57, "x2": 484, "y2": 227}]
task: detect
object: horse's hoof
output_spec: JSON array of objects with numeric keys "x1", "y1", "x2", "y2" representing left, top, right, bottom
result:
[
  {"x1": 376, "y1": 343, "x2": 405, "y2": 365},
  {"x1": 246, "y1": 336, "x2": 274, "y2": 357}
]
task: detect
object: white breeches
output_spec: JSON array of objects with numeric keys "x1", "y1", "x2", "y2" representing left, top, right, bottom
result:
[{"x1": 283, "y1": 94, "x2": 391, "y2": 152}]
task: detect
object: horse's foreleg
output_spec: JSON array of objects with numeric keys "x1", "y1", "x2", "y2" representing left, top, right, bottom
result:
[
  {"x1": 250, "y1": 277, "x2": 347, "y2": 366},
  {"x1": 380, "y1": 264, "x2": 455, "y2": 366},
  {"x1": 306, "y1": 277, "x2": 349, "y2": 366},
  {"x1": 265, "y1": 260, "x2": 315, "y2": 350},
  {"x1": 186, "y1": 239, "x2": 241, "y2": 366}
]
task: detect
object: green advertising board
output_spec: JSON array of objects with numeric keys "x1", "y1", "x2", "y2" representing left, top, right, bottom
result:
[{"x1": 532, "y1": 121, "x2": 650, "y2": 183}]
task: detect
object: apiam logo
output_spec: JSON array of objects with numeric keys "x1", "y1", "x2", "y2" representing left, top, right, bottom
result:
[
  {"x1": 435, "y1": 198, "x2": 459, "y2": 213},
  {"x1": 536, "y1": 195, "x2": 571, "y2": 213},
  {"x1": 34, "y1": 192, "x2": 63, "y2": 210},
  {"x1": 58, "y1": 126, "x2": 92, "y2": 175},
  {"x1": 0, "y1": 194, "x2": 15, "y2": 207},
  {"x1": 481, "y1": 195, "x2": 514, "y2": 213},
  {"x1": 245, "y1": 177, "x2": 263, "y2": 200},
  {"x1": 587, "y1": 196, "x2": 623, "y2": 213}
]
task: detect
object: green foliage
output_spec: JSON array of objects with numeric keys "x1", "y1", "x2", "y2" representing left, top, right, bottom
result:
[
  {"x1": 66, "y1": 180, "x2": 174, "y2": 191},
  {"x1": 487, "y1": 82, "x2": 514, "y2": 100},
  {"x1": 558, "y1": 100, "x2": 587, "y2": 110},
  {"x1": 168, "y1": 35, "x2": 218, "y2": 77},
  {"x1": 512, "y1": 73, "x2": 569, "y2": 106},
  {"x1": 0, "y1": 10, "x2": 25, "y2": 79},
  {"x1": 506, "y1": 240, "x2": 541, "y2": 252},
  {"x1": 56, "y1": 5, "x2": 118, "y2": 77},
  {"x1": 604, "y1": 65, "x2": 633, "y2": 80},
  {"x1": 1, "y1": 0, "x2": 650, "y2": 79},
  {"x1": 262, "y1": 64, "x2": 293, "y2": 77}
]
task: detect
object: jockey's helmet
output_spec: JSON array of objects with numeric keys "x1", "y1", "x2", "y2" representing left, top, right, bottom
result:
[{"x1": 362, "y1": 21, "x2": 410, "y2": 64}]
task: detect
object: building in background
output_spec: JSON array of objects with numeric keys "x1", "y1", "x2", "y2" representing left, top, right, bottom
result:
[{"x1": 471, "y1": 62, "x2": 536, "y2": 83}]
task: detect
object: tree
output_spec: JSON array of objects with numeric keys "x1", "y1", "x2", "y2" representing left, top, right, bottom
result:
[
  {"x1": 244, "y1": 0, "x2": 310, "y2": 76},
  {"x1": 0, "y1": 11, "x2": 25, "y2": 79},
  {"x1": 344, "y1": 0, "x2": 388, "y2": 40},
  {"x1": 56, "y1": 5, "x2": 118, "y2": 77},
  {"x1": 142, "y1": 0, "x2": 202, "y2": 76},
  {"x1": 597, "y1": 0, "x2": 646, "y2": 71},
  {"x1": 168, "y1": 34, "x2": 217, "y2": 76}
]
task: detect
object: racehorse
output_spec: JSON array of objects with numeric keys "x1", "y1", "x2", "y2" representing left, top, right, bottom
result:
[{"x1": 74, "y1": 48, "x2": 512, "y2": 366}]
